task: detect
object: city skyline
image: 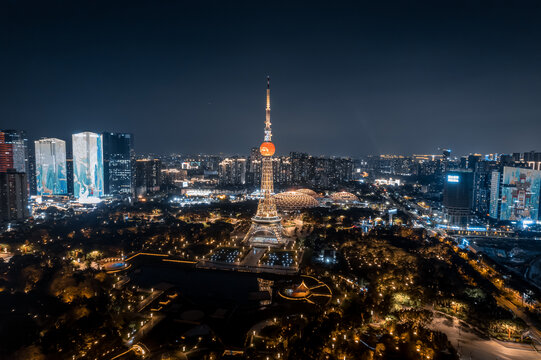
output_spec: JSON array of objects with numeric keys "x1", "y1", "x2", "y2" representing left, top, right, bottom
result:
[
  {"x1": 4, "y1": 3, "x2": 541, "y2": 360},
  {"x1": 3, "y1": 1, "x2": 541, "y2": 156}
]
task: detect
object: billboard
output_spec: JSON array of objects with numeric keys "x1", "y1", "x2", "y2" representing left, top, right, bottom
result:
[
  {"x1": 72, "y1": 132, "x2": 104, "y2": 200},
  {"x1": 447, "y1": 174, "x2": 460, "y2": 183},
  {"x1": 35, "y1": 138, "x2": 67, "y2": 195},
  {"x1": 500, "y1": 166, "x2": 541, "y2": 221}
]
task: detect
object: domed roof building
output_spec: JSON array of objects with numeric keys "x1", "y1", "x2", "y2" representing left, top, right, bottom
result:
[
  {"x1": 273, "y1": 191, "x2": 319, "y2": 211},
  {"x1": 330, "y1": 191, "x2": 359, "y2": 203},
  {"x1": 295, "y1": 188, "x2": 321, "y2": 198}
]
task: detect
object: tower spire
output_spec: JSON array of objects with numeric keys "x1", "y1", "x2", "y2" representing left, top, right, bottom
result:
[{"x1": 265, "y1": 76, "x2": 272, "y2": 142}]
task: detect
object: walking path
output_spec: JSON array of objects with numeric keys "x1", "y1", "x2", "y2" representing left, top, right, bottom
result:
[{"x1": 429, "y1": 313, "x2": 540, "y2": 360}]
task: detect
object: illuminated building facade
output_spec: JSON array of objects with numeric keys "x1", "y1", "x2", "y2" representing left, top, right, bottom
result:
[
  {"x1": 72, "y1": 132, "x2": 104, "y2": 200},
  {"x1": 244, "y1": 78, "x2": 284, "y2": 246},
  {"x1": 499, "y1": 166, "x2": 541, "y2": 221},
  {"x1": 0, "y1": 130, "x2": 28, "y2": 173},
  {"x1": 103, "y1": 132, "x2": 134, "y2": 195},
  {"x1": 0, "y1": 132, "x2": 13, "y2": 173},
  {"x1": 0, "y1": 130, "x2": 35, "y2": 194},
  {"x1": 35, "y1": 138, "x2": 67, "y2": 195}
]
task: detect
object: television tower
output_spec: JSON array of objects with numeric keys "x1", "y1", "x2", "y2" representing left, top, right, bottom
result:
[{"x1": 244, "y1": 77, "x2": 284, "y2": 246}]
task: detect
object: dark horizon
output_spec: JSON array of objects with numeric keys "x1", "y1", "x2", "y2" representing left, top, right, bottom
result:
[{"x1": 2, "y1": 1, "x2": 541, "y2": 157}]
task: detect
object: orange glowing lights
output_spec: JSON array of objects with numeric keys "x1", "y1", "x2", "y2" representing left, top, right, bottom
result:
[{"x1": 260, "y1": 141, "x2": 275, "y2": 156}]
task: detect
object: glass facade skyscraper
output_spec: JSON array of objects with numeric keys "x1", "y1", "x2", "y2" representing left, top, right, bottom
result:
[
  {"x1": 0, "y1": 130, "x2": 36, "y2": 195},
  {"x1": 72, "y1": 132, "x2": 104, "y2": 200},
  {"x1": 0, "y1": 130, "x2": 27, "y2": 173},
  {"x1": 102, "y1": 132, "x2": 133, "y2": 195},
  {"x1": 35, "y1": 138, "x2": 68, "y2": 196}
]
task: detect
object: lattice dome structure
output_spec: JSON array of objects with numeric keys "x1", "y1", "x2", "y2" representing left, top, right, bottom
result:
[
  {"x1": 273, "y1": 191, "x2": 319, "y2": 211},
  {"x1": 295, "y1": 188, "x2": 321, "y2": 198},
  {"x1": 330, "y1": 191, "x2": 359, "y2": 203}
]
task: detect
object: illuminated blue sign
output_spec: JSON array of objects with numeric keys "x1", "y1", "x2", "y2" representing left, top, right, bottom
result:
[
  {"x1": 466, "y1": 226, "x2": 487, "y2": 232},
  {"x1": 447, "y1": 175, "x2": 460, "y2": 183}
]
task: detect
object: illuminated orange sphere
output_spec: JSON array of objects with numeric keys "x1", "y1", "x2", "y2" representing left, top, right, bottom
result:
[{"x1": 260, "y1": 141, "x2": 275, "y2": 156}]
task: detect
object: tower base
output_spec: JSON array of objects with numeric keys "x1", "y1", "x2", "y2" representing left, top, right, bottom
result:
[{"x1": 244, "y1": 219, "x2": 284, "y2": 247}]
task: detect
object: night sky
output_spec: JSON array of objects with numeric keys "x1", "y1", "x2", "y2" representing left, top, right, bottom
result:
[{"x1": 2, "y1": 1, "x2": 541, "y2": 157}]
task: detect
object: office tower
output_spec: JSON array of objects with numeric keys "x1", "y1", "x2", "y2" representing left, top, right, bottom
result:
[
  {"x1": 34, "y1": 138, "x2": 68, "y2": 196},
  {"x1": 0, "y1": 132, "x2": 13, "y2": 172},
  {"x1": 218, "y1": 157, "x2": 247, "y2": 185},
  {"x1": 443, "y1": 170, "x2": 474, "y2": 226},
  {"x1": 0, "y1": 130, "x2": 34, "y2": 194},
  {"x1": 0, "y1": 170, "x2": 28, "y2": 222},
  {"x1": 72, "y1": 132, "x2": 104, "y2": 200},
  {"x1": 134, "y1": 159, "x2": 161, "y2": 196},
  {"x1": 0, "y1": 130, "x2": 27, "y2": 173},
  {"x1": 497, "y1": 166, "x2": 541, "y2": 222},
  {"x1": 102, "y1": 132, "x2": 134, "y2": 195},
  {"x1": 244, "y1": 77, "x2": 284, "y2": 246}
]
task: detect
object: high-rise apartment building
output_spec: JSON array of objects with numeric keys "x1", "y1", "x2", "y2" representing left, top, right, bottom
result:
[
  {"x1": 35, "y1": 138, "x2": 68, "y2": 195},
  {"x1": 72, "y1": 132, "x2": 104, "y2": 200},
  {"x1": 510, "y1": 151, "x2": 541, "y2": 171},
  {"x1": 218, "y1": 157, "x2": 247, "y2": 185},
  {"x1": 472, "y1": 160, "x2": 498, "y2": 216},
  {"x1": 247, "y1": 147, "x2": 262, "y2": 186},
  {"x1": 489, "y1": 171, "x2": 502, "y2": 219},
  {"x1": 102, "y1": 132, "x2": 134, "y2": 195},
  {"x1": 0, "y1": 170, "x2": 28, "y2": 222}
]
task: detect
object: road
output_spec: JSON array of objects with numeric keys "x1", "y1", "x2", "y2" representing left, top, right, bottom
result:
[
  {"x1": 497, "y1": 295, "x2": 541, "y2": 345},
  {"x1": 429, "y1": 313, "x2": 540, "y2": 360}
]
